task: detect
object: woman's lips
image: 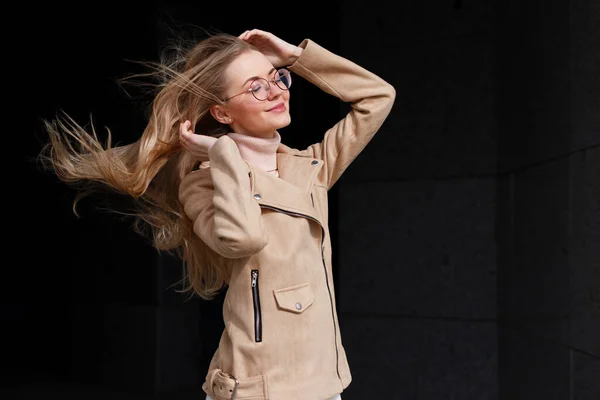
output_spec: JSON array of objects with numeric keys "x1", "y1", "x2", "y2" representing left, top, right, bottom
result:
[{"x1": 267, "y1": 103, "x2": 286, "y2": 112}]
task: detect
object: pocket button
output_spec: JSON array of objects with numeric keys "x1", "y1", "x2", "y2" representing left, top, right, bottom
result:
[{"x1": 295, "y1": 302, "x2": 302, "y2": 310}]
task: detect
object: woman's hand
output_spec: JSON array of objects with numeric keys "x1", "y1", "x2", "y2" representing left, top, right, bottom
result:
[
  {"x1": 238, "y1": 29, "x2": 303, "y2": 67},
  {"x1": 179, "y1": 120, "x2": 217, "y2": 161}
]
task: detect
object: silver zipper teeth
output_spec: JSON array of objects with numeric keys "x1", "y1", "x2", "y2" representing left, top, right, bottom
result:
[{"x1": 259, "y1": 204, "x2": 341, "y2": 381}]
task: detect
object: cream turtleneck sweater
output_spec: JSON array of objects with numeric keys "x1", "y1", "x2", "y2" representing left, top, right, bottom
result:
[{"x1": 225, "y1": 131, "x2": 281, "y2": 177}]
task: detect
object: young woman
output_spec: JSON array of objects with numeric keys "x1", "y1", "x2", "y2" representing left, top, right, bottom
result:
[{"x1": 41, "y1": 28, "x2": 395, "y2": 400}]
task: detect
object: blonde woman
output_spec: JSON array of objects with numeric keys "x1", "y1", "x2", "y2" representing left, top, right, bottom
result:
[{"x1": 41, "y1": 27, "x2": 395, "y2": 400}]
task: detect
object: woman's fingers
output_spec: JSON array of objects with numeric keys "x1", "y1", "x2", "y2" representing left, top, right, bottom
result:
[
  {"x1": 250, "y1": 29, "x2": 269, "y2": 37},
  {"x1": 179, "y1": 121, "x2": 194, "y2": 151},
  {"x1": 240, "y1": 29, "x2": 271, "y2": 42},
  {"x1": 178, "y1": 120, "x2": 216, "y2": 162},
  {"x1": 179, "y1": 120, "x2": 194, "y2": 138}
]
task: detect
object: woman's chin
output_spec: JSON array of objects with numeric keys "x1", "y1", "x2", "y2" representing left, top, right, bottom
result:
[{"x1": 272, "y1": 114, "x2": 292, "y2": 130}]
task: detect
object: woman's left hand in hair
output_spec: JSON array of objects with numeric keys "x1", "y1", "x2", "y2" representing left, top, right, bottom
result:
[
  {"x1": 179, "y1": 120, "x2": 217, "y2": 162},
  {"x1": 238, "y1": 29, "x2": 303, "y2": 67}
]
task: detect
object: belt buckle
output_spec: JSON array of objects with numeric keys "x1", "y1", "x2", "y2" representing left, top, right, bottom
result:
[{"x1": 223, "y1": 372, "x2": 239, "y2": 400}]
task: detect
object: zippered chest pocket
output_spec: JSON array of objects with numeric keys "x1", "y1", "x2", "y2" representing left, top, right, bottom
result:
[{"x1": 251, "y1": 269, "x2": 262, "y2": 343}]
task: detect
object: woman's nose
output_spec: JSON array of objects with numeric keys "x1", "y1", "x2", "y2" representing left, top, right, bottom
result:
[{"x1": 267, "y1": 82, "x2": 284, "y2": 100}]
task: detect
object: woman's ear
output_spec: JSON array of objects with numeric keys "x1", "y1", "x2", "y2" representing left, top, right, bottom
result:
[{"x1": 209, "y1": 105, "x2": 233, "y2": 125}]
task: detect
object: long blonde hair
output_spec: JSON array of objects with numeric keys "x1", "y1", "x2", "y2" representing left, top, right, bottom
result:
[{"x1": 38, "y1": 32, "x2": 256, "y2": 300}]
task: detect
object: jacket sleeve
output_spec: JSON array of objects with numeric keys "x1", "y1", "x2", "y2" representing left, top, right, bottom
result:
[
  {"x1": 288, "y1": 39, "x2": 396, "y2": 189},
  {"x1": 178, "y1": 135, "x2": 268, "y2": 259}
]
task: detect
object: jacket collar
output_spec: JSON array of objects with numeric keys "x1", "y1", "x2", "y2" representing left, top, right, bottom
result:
[
  {"x1": 276, "y1": 145, "x2": 322, "y2": 193},
  {"x1": 198, "y1": 141, "x2": 321, "y2": 188}
]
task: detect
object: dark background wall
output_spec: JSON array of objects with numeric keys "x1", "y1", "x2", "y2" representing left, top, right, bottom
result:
[
  {"x1": 495, "y1": 0, "x2": 599, "y2": 398},
  {"x1": 3, "y1": 1, "x2": 598, "y2": 399}
]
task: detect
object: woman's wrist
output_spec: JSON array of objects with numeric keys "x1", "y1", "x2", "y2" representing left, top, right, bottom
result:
[{"x1": 286, "y1": 46, "x2": 303, "y2": 66}]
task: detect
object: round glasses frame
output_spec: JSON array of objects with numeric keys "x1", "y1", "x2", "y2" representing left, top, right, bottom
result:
[{"x1": 222, "y1": 68, "x2": 292, "y2": 102}]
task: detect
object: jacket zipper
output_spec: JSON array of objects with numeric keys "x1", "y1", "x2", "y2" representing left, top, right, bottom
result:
[
  {"x1": 259, "y1": 204, "x2": 341, "y2": 381},
  {"x1": 251, "y1": 269, "x2": 262, "y2": 343}
]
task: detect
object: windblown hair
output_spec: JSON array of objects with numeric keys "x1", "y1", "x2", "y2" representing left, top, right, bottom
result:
[{"x1": 38, "y1": 32, "x2": 256, "y2": 300}]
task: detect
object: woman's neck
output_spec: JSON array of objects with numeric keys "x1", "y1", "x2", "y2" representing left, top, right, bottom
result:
[{"x1": 226, "y1": 131, "x2": 281, "y2": 175}]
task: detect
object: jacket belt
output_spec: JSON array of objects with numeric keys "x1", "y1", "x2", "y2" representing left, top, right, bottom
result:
[{"x1": 206, "y1": 368, "x2": 268, "y2": 400}]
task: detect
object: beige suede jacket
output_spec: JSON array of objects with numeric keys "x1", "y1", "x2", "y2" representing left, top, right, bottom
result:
[{"x1": 178, "y1": 38, "x2": 396, "y2": 400}]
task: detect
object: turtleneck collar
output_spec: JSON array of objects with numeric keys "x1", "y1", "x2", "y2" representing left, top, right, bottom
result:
[{"x1": 227, "y1": 131, "x2": 281, "y2": 176}]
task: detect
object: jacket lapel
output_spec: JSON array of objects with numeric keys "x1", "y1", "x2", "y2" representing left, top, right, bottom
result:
[
  {"x1": 197, "y1": 142, "x2": 325, "y2": 226},
  {"x1": 249, "y1": 150, "x2": 324, "y2": 226}
]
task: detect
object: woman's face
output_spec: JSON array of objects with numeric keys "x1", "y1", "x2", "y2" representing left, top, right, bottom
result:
[{"x1": 216, "y1": 50, "x2": 291, "y2": 138}]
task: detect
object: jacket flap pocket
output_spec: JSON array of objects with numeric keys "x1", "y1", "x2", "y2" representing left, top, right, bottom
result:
[{"x1": 273, "y1": 283, "x2": 315, "y2": 313}]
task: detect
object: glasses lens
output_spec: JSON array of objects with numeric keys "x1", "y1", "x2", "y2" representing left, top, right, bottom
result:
[
  {"x1": 250, "y1": 78, "x2": 270, "y2": 101},
  {"x1": 274, "y1": 69, "x2": 292, "y2": 90}
]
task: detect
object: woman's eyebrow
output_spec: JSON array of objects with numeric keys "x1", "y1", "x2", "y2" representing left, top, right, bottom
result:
[{"x1": 241, "y1": 68, "x2": 276, "y2": 87}]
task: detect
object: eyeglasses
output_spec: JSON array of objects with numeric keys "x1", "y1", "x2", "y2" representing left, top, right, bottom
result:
[{"x1": 222, "y1": 68, "x2": 292, "y2": 102}]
